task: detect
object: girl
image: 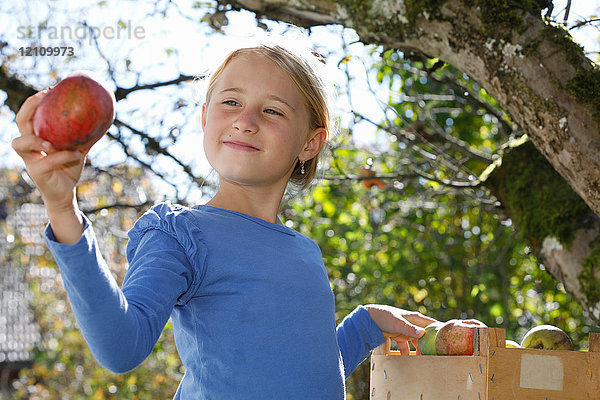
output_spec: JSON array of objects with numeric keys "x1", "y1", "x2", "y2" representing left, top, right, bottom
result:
[{"x1": 12, "y1": 36, "x2": 436, "y2": 399}]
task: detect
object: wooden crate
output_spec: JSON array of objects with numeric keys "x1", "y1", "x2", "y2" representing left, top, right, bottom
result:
[{"x1": 369, "y1": 328, "x2": 600, "y2": 399}]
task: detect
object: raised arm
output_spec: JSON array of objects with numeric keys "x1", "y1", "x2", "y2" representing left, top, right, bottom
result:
[
  {"x1": 12, "y1": 90, "x2": 85, "y2": 244},
  {"x1": 46, "y1": 219, "x2": 194, "y2": 373},
  {"x1": 13, "y1": 92, "x2": 195, "y2": 373}
]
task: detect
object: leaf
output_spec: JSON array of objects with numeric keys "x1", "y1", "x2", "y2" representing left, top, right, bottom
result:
[{"x1": 337, "y1": 55, "x2": 352, "y2": 67}]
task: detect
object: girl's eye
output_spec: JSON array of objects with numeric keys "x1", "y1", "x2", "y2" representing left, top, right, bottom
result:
[
  {"x1": 223, "y1": 100, "x2": 240, "y2": 106},
  {"x1": 264, "y1": 108, "x2": 283, "y2": 116}
]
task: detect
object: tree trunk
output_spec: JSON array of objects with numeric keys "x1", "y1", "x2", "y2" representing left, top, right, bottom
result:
[
  {"x1": 221, "y1": 0, "x2": 600, "y2": 321},
  {"x1": 483, "y1": 138, "x2": 600, "y2": 322}
]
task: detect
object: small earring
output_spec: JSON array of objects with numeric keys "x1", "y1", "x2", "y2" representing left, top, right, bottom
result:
[{"x1": 300, "y1": 160, "x2": 305, "y2": 175}]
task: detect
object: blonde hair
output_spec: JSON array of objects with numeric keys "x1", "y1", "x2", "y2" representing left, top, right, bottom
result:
[{"x1": 204, "y1": 37, "x2": 334, "y2": 191}]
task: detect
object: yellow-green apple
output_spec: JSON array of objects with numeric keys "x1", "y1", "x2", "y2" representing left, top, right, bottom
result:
[
  {"x1": 418, "y1": 321, "x2": 444, "y2": 355},
  {"x1": 33, "y1": 70, "x2": 116, "y2": 152},
  {"x1": 435, "y1": 319, "x2": 487, "y2": 355},
  {"x1": 506, "y1": 339, "x2": 521, "y2": 348},
  {"x1": 520, "y1": 325, "x2": 573, "y2": 350}
]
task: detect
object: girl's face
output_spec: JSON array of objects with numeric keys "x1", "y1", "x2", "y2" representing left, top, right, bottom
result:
[{"x1": 202, "y1": 52, "x2": 324, "y2": 191}]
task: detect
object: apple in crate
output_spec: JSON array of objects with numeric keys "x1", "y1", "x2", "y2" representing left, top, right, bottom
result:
[
  {"x1": 520, "y1": 325, "x2": 573, "y2": 350},
  {"x1": 33, "y1": 70, "x2": 116, "y2": 152},
  {"x1": 435, "y1": 319, "x2": 487, "y2": 355},
  {"x1": 418, "y1": 321, "x2": 444, "y2": 355}
]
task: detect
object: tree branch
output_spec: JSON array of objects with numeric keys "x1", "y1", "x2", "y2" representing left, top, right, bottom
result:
[
  {"x1": 0, "y1": 63, "x2": 37, "y2": 113},
  {"x1": 81, "y1": 200, "x2": 154, "y2": 214},
  {"x1": 114, "y1": 74, "x2": 199, "y2": 101}
]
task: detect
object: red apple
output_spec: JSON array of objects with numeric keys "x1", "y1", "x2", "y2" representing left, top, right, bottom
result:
[
  {"x1": 33, "y1": 70, "x2": 116, "y2": 152},
  {"x1": 435, "y1": 319, "x2": 487, "y2": 356}
]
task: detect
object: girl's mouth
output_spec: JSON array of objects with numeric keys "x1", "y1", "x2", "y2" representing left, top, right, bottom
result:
[{"x1": 223, "y1": 140, "x2": 260, "y2": 152}]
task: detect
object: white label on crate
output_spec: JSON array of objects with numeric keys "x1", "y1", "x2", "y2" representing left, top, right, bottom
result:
[{"x1": 519, "y1": 354, "x2": 564, "y2": 390}]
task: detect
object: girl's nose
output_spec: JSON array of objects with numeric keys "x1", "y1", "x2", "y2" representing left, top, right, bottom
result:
[{"x1": 232, "y1": 109, "x2": 259, "y2": 134}]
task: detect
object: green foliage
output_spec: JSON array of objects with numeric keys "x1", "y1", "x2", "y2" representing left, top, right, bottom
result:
[
  {"x1": 287, "y1": 153, "x2": 589, "y2": 337},
  {"x1": 371, "y1": 48, "x2": 509, "y2": 182}
]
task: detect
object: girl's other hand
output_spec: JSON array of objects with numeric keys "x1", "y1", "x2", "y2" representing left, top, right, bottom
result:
[
  {"x1": 364, "y1": 304, "x2": 439, "y2": 355},
  {"x1": 12, "y1": 90, "x2": 86, "y2": 211}
]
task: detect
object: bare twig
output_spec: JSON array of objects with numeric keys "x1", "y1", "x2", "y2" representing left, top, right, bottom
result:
[
  {"x1": 322, "y1": 172, "x2": 420, "y2": 183},
  {"x1": 105, "y1": 129, "x2": 179, "y2": 192},
  {"x1": 563, "y1": 0, "x2": 572, "y2": 24},
  {"x1": 569, "y1": 18, "x2": 600, "y2": 30},
  {"x1": 112, "y1": 118, "x2": 205, "y2": 186}
]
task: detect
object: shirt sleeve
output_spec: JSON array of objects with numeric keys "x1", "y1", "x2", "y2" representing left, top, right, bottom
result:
[
  {"x1": 45, "y1": 207, "x2": 198, "y2": 374},
  {"x1": 336, "y1": 305, "x2": 385, "y2": 379}
]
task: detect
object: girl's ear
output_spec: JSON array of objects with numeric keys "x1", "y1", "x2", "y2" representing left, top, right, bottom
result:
[
  {"x1": 201, "y1": 102, "x2": 207, "y2": 130},
  {"x1": 300, "y1": 127, "x2": 327, "y2": 161}
]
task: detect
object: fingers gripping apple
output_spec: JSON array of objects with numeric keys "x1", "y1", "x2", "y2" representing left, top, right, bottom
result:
[{"x1": 33, "y1": 70, "x2": 116, "y2": 152}]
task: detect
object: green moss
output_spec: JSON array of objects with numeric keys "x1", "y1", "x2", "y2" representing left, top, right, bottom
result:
[
  {"x1": 404, "y1": 0, "x2": 446, "y2": 26},
  {"x1": 537, "y1": 24, "x2": 600, "y2": 130},
  {"x1": 339, "y1": 0, "x2": 371, "y2": 19},
  {"x1": 579, "y1": 242, "x2": 600, "y2": 305},
  {"x1": 495, "y1": 67, "x2": 563, "y2": 125},
  {"x1": 540, "y1": 24, "x2": 586, "y2": 69},
  {"x1": 567, "y1": 67, "x2": 600, "y2": 130},
  {"x1": 485, "y1": 139, "x2": 592, "y2": 250},
  {"x1": 470, "y1": 0, "x2": 545, "y2": 37}
]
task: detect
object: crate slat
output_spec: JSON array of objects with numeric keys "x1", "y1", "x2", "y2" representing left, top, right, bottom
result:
[
  {"x1": 370, "y1": 353, "x2": 487, "y2": 399},
  {"x1": 370, "y1": 328, "x2": 600, "y2": 400},
  {"x1": 488, "y1": 347, "x2": 600, "y2": 399}
]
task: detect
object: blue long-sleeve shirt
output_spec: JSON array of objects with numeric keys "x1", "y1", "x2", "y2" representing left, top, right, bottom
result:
[{"x1": 45, "y1": 202, "x2": 385, "y2": 399}]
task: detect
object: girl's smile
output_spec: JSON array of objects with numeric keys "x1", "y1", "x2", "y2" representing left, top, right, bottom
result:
[
  {"x1": 201, "y1": 52, "x2": 315, "y2": 190},
  {"x1": 222, "y1": 139, "x2": 261, "y2": 152}
]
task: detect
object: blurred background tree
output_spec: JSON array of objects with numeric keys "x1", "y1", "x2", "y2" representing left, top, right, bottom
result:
[{"x1": 1, "y1": 166, "x2": 186, "y2": 399}]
